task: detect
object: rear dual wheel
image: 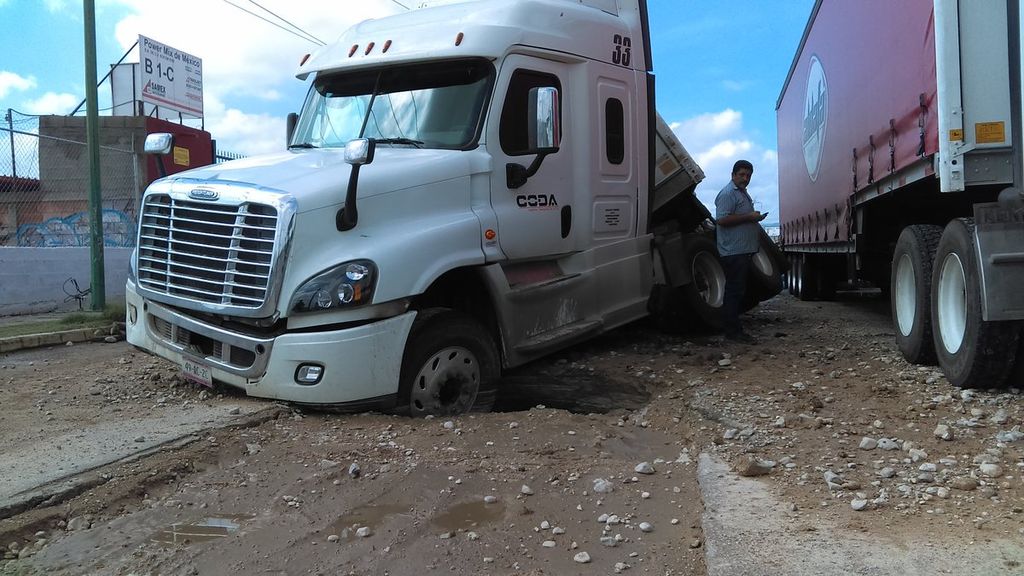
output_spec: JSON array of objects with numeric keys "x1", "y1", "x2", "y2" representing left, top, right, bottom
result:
[
  {"x1": 891, "y1": 225, "x2": 942, "y2": 365},
  {"x1": 931, "y1": 218, "x2": 1018, "y2": 388}
]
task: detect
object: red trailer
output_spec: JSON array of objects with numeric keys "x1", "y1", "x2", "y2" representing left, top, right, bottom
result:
[{"x1": 777, "y1": 0, "x2": 1024, "y2": 388}]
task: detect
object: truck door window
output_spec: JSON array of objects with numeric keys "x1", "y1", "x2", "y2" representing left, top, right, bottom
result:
[
  {"x1": 500, "y1": 70, "x2": 562, "y2": 156},
  {"x1": 291, "y1": 59, "x2": 495, "y2": 150},
  {"x1": 605, "y1": 98, "x2": 624, "y2": 165}
]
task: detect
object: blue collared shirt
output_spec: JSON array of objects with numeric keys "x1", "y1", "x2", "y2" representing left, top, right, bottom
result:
[{"x1": 715, "y1": 182, "x2": 760, "y2": 256}]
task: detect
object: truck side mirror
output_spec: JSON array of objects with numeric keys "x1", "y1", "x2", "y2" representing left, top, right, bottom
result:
[
  {"x1": 508, "y1": 87, "x2": 560, "y2": 189},
  {"x1": 337, "y1": 139, "x2": 377, "y2": 232},
  {"x1": 144, "y1": 132, "x2": 174, "y2": 155},
  {"x1": 144, "y1": 132, "x2": 174, "y2": 178},
  {"x1": 286, "y1": 112, "x2": 298, "y2": 146},
  {"x1": 344, "y1": 138, "x2": 376, "y2": 165},
  {"x1": 527, "y1": 86, "x2": 560, "y2": 153}
]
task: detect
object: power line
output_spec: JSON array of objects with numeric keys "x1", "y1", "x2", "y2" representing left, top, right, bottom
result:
[
  {"x1": 220, "y1": 0, "x2": 325, "y2": 46},
  {"x1": 245, "y1": 0, "x2": 326, "y2": 46},
  {"x1": 388, "y1": 0, "x2": 410, "y2": 10}
]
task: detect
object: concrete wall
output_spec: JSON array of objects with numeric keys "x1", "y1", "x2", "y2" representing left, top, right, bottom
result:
[{"x1": 0, "y1": 247, "x2": 131, "y2": 316}]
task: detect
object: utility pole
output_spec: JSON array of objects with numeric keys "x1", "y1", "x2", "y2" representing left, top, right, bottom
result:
[
  {"x1": 84, "y1": 0, "x2": 106, "y2": 311},
  {"x1": 5, "y1": 109, "x2": 15, "y2": 180}
]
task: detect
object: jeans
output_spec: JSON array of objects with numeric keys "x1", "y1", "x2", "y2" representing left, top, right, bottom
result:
[{"x1": 720, "y1": 253, "x2": 752, "y2": 336}]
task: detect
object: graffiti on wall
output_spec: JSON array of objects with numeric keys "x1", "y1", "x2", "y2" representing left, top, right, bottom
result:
[{"x1": 15, "y1": 209, "x2": 137, "y2": 247}]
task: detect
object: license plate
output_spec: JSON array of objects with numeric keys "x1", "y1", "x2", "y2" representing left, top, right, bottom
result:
[{"x1": 181, "y1": 357, "x2": 213, "y2": 388}]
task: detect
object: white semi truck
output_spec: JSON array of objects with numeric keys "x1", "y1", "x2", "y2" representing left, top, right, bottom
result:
[{"x1": 127, "y1": 0, "x2": 784, "y2": 415}]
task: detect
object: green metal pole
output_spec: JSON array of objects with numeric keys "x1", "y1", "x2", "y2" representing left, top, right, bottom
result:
[{"x1": 84, "y1": 0, "x2": 105, "y2": 311}]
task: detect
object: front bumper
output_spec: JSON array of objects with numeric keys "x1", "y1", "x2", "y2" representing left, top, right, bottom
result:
[{"x1": 125, "y1": 282, "x2": 416, "y2": 405}]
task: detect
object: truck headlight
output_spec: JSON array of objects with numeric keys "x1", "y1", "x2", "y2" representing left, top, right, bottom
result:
[{"x1": 289, "y1": 260, "x2": 377, "y2": 314}]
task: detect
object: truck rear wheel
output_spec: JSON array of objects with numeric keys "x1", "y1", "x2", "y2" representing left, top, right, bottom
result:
[
  {"x1": 891, "y1": 225, "x2": 942, "y2": 365},
  {"x1": 679, "y1": 234, "x2": 725, "y2": 331},
  {"x1": 748, "y1": 241, "x2": 785, "y2": 301},
  {"x1": 931, "y1": 218, "x2": 1019, "y2": 388},
  {"x1": 398, "y1": 309, "x2": 499, "y2": 417}
]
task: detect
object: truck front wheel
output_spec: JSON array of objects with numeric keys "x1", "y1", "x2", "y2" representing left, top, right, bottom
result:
[
  {"x1": 398, "y1": 309, "x2": 499, "y2": 417},
  {"x1": 891, "y1": 224, "x2": 942, "y2": 365},
  {"x1": 931, "y1": 218, "x2": 1019, "y2": 388}
]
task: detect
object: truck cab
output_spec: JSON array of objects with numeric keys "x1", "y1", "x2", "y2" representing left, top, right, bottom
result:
[{"x1": 126, "y1": 0, "x2": 776, "y2": 415}]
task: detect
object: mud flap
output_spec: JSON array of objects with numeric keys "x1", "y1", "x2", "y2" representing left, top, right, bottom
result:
[{"x1": 974, "y1": 197, "x2": 1024, "y2": 321}]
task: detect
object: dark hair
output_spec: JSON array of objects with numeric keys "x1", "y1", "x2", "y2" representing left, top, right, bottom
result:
[{"x1": 732, "y1": 159, "x2": 753, "y2": 174}]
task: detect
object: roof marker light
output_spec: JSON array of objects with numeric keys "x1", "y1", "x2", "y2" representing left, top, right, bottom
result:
[
  {"x1": 348, "y1": 44, "x2": 359, "y2": 57},
  {"x1": 455, "y1": 32, "x2": 464, "y2": 46},
  {"x1": 365, "y1": 42, "x2": 375, "y2": 55},
  {"x1": 383, "y1": 40, "x2": 392, "y2": 53},
  {"x1": 299, "y1": 53, "x2": 311, "y2": 66}
]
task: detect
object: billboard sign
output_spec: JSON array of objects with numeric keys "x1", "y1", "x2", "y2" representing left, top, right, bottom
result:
[{"x1": 139, "y1": 35, "x2": 203, "y2": 118}]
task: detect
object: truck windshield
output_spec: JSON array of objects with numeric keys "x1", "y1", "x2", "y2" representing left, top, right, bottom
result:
[{"x1": 291, "y1": 59, "x2": 495, "y2": 150}]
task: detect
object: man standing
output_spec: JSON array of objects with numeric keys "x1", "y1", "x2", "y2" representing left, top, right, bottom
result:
[{"x1": 715, "y1": 160, "x2": 767, "y2": 342}]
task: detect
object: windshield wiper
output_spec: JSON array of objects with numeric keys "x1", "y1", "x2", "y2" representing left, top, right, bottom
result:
[
  {"x1": 288, "y1": 143, "x2": 319, "y2": 149},
  {"x1": 374, "y1": 137, "x2": 424, "y2": 148}
]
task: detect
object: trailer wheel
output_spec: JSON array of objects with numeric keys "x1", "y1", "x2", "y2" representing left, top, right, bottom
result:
[
  {"x1": 398, "y1": 309, "x2": 499, "y2": 417},
  {"x1": 794, "y1": 254, "x2": 818, "y2": 301},
  {"x1": 891, "y1": 225, "x2": 942, "y2": 365},
  {"x1": 679, "y1": 234, "x2": 725, "y2": 331},
  {"x1": 931, "y1": 218, "x2": 1019, "y2": 388}
]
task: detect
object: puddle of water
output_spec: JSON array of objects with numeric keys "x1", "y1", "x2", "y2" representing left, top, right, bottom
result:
[
  {"x1": 151, "y1": 515, "x2": 252, "y2": 546},
  {"x1": 431, "y1": 500, "x2": 506, "y2": 532},
  {"x1": 330, "y1": 504, "x2": 409, "y2": 540}
]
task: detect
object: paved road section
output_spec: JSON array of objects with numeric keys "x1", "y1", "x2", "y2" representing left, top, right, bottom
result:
[{"x1": 698, "y1": 453, "x2": 1024, "y2": 575}]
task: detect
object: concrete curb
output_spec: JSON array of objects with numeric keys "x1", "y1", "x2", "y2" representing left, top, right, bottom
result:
[
  {"x1": 0, "y1": 405, "x2": 288, "y2": 521},
  {"x1": 0, "y1": 327, "x2": 113, "y2": 354}
]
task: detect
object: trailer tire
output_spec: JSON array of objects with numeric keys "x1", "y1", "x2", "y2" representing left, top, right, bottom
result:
[
  {"x1": 891, "y1": 224, "x2": 942, "y2": 365},
  {"x1": 794, "y1": 254, "x2": 817, "y2": 301},
  {"x1": 679, "y1": 234, "x2": 725, "y2": 331},
  {"x1": 931, "y1": 218, "x2": 1019, "y2": 388},
  {"x1": 398, "y1": 309, "x2": 499, "y2": 417}
]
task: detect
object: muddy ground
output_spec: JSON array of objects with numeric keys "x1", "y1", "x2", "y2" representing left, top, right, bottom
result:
[{"x1": 1, "y1": 292, "x2": 1024, "y2": 575}]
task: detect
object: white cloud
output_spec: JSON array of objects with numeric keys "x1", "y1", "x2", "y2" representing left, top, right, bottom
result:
[
  {"x1": 110, "y1": 1, "x2": 399, "y2": 118},
  {"x1": 21, "y1": 92, "x2": 80, "y2": 115},
  {"x1": 202, "y1": 95, "x2": 285, "y2": 156},
  {"x1": 671, "y1": 109, "x2": 780, "y2": 224},
  {"x1": 722, "y1": 79, "x2": 751, "y2": 92},
  {"x1": 43, "y1": 0, "x2": 70, "y2": 13},
  {"x1": 100, "y1": 1, "x2": 405, "y2": 159},
  {"x1": 0, "y1": 71, "x2": 36, "y2": 98}
]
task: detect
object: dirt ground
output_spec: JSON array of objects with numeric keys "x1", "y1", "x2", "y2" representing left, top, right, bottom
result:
[{"x1": 2, "y1": 292, "x2": 1024, "y2": 575}]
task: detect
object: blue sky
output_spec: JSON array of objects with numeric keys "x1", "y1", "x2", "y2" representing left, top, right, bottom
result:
[{"x1": 0, "y1": 0, "x2": 815, "y2": 221}]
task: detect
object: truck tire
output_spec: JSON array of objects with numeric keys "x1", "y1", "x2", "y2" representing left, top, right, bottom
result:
[
  {"x1": 398, "y1": 309, "x2": 499, "y2": 417},
  {"x1": 679, "y1": 234, "x2": 725, "y2": 331},
  {"x1": 793, "y1": 254, "x2": 818, "y2": 301},
  {"x1": 930, "y1": 218, "x2": 1019, "y2": 388},
  {"x1": 749, "y1": 241, "x2": 784, "y2": 300},
  {"x1": 891, "y1": 224, "x2": 942, "y2": 365},
  {"x1": 787, "y1": 255, "x2": 797, "y2": 295}
]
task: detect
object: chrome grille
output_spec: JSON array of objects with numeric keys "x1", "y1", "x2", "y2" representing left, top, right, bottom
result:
[{"x1": 138, "y1": 194, "x2": 278, "y2": 308}]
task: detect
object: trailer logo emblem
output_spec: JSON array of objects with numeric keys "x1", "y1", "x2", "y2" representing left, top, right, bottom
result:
[
  {"x1": 188, "y1": 189, "x2": 219, "y2": 201},
  {"x1": 802, "y1": 55, "x2": 828, "y2": 182}
]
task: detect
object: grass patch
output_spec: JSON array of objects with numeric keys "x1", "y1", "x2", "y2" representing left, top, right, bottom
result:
[{"x1": 0, "y1": 303, "x2": 125, "y2": 340}]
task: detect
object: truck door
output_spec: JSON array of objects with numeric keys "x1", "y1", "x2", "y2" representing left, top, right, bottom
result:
[{"x1": 488, "y1": 56, "x2": 575, "y2": 260}]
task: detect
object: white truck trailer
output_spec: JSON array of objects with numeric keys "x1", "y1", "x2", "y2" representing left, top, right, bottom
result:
[
  {"x1": 127, "y1": 0, "x2": 784, "y2": 415},
  {"x1": 777, "y1": 0, "x2": 1024, "y2": 389}
]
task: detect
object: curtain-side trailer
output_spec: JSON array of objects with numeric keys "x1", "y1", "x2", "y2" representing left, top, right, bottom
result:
[{"x1": 777, "y1": 0, "x2": 1024, "y2": 388}]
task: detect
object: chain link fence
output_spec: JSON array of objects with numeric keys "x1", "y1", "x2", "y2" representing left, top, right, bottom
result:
[{"x1": 1, "y1": 109, "x2": 143, "y2": 248}]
